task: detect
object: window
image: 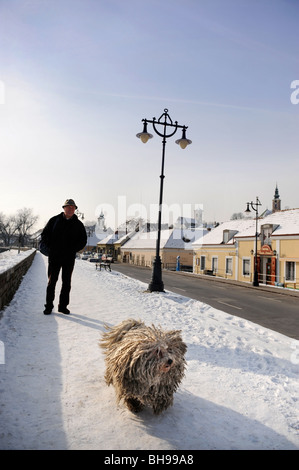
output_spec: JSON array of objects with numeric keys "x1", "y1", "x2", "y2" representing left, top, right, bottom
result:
[
  {"x1": 212, "y1": 257, "x2": 218, "y2": 273},
  {"x1": 223, "y1": 230, "x2": 229, "y2": 244},
  {"x1": 223, "y1": 230, "x2": 238, "y2": 244},
  {"x1": 243, "y1": 258, "x2": 250, "y2": 276},
  {"x1": 200, "y1": 256, "x2": 205, "y2": 270},
  {"x1": 226, "y1": 257, "x2": 233, "y2": 275},
  {"x1": 261, "y1": 224, "x2": 273, "y2": 247},
  {"x1": 286, "y1": 261, "x2": 295, "y2": 281}
]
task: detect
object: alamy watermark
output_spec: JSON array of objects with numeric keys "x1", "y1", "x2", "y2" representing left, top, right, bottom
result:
[
  {"x1": 290, "y1": 80, "x2": 299, "y2": 105},
  {"x1": 94, "y1": 196, "x2": 204, "y2": 240}
]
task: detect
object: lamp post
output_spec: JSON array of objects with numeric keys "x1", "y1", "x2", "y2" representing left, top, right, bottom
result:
[
  {"x1": 137, "y1": 108, "x2": 192, "y2": 292},
  {"x1": 245, "y1": 197, "x2": 262, "y2": 287}
]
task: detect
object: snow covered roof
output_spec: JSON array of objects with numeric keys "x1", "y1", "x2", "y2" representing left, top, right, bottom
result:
[
  {"x1": 193, "y1": 219, "x2": 256, "y2": 246},
  {"x1": 96, "y1": 230, "x2": 137, "y2": 246},
  {"x1": 93, "y1": 210, "x2": 299, "y2": 249},
  {"x1": 235, "y1": 209, "x2": 299, "y2": 238},
  {"x1": 121, "y1": 229, "x2": 173, "y2": 250},
  {"x1": 97, "y1": 233, "x2": 118, "y2": 245},
  {"x1": 262, "y1": 208, "x2": 299, "y2": 236},
  {"x1": 86, "y1": 232, "x2": 107, "y2": 246},
  {"x1": 165, "y1": 228, "x2": 207, "y2": 249},
  {"x1": 120, "y1": 227, "x2": 206, "y2": 250},
  {"x1": 113, "y1": 231, "x2": 137, "y2": 245}
]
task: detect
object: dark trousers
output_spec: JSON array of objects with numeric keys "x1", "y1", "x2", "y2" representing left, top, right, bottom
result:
[{"x1": 46, "y1": 257, "x2": 75, "y2": 308}]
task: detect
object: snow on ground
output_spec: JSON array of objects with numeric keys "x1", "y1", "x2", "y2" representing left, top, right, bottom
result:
[{"x1": 0, "y1": 251, "x2": 298, "y2": 450}]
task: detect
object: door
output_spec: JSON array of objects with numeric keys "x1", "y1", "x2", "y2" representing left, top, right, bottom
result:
[
  {"x1": 266, "y1": 262, "x2": 271, "y2": 284},
  {"x1": 271, "y1": 257, "x2": 276, "y2": 286}
]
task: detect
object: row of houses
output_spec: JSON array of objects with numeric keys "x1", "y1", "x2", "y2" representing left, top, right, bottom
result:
[
  {"x1": 93, "y1": 208, "x2": 299, "y2": 290},
  {"x1": 193, "y1": 209, "x2": 299, "y2": 289}
]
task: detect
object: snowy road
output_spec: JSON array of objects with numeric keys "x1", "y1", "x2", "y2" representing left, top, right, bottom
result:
[{"x1": 112, "y1": 263, "x2": 299, "y2": 339}]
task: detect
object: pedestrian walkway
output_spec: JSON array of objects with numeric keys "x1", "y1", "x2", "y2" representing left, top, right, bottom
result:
[{"x1": 0, "y1": 252, "x2": 298, "y2": 450}]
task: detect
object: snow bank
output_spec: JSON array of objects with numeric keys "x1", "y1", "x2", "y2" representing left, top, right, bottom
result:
[{"x1": 0, "y1": 248, "x2": 35, "y2": 274}]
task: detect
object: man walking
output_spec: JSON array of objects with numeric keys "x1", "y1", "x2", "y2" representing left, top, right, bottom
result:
[{"x1": 41, "y1": 199, "x2": 87, "y2": 315}]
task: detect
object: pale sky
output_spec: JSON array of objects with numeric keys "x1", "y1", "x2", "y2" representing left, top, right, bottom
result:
[{"x1": 1, "y1": 0, "x2": 298, "y2": 230}]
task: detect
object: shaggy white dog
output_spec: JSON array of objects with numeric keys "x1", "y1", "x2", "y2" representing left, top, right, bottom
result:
[{"x1": 100, "y1": 318, "x2": 187, "y2": 415}]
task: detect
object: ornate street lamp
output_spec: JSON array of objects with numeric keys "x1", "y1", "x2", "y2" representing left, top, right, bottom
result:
[
  {"x1": 137, "y1": 108, "x2": 192, "y2": 292},
  {"x1": 245, "y1": 197, "x2": 262, "y2": 286}
]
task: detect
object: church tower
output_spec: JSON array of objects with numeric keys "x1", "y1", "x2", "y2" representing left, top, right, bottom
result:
[
  {"x1": 272, "y1": 184, "x2": 281, "y2": 212},
  {"x1": 97, "y1": 210, "x2": 106, "y2": 233}
]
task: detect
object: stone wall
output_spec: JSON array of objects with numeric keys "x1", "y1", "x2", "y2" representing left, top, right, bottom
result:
[{"x1": 0, "y1": 250, "x2": 36, "y2": 311}]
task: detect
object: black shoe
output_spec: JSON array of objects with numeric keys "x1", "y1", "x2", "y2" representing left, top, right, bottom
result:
[
  {"x1": 58, "y1": 306, "x2": 70, "y2": 314},
  {"x1": 43, "y1": 305, "x2": 53, "y2": 315}
]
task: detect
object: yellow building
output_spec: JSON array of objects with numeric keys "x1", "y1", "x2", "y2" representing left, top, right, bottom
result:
[
  {"x1": 193, "y1": 209, "x2": 299, "y2": 289},
  {"x1": 96, "y1": 231, "x2": 136, "y2": 260},
  {"x1": 193, "y1": 219, "x2": 255, "y2": 279},
  {"x1": 257, "y1": 209, "x2": 299, "y2": 288},
  {"x1": 121, "y1": 227, "x2": 205, "y2": 270}
]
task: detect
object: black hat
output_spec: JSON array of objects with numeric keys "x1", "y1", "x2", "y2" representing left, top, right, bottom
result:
[{"x1": 63, "y1": 199, "x2": 78, "y2": 209}]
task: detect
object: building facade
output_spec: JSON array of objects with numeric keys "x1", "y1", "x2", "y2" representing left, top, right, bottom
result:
[
  {"x1": 193, "y1": 219, "x2": 256, "y2": 279},
  {"x1": 120, "y1": 227, "x2": 205, "y2": 270},
  {"x1": 193, "y1": 209, "x2": 299, "y2": 289}
]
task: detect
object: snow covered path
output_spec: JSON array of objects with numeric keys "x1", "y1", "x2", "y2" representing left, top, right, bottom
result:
[{"x1": 0, "y1": 252, "x2": 298, "y2": 450}]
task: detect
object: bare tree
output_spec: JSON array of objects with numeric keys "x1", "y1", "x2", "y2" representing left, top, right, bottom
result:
[
  {"x1": 14, "y1": 208, "x2": 39, "y2": 247},
  {"x1": 0, "y1": 212, "x2": 18, "y2": 246},
  {"x1": 231, "y1": 212, "x2": 245, "y2": 220},
  {"x1": 84, "y1": 220, "x2": 96, "y2": 236}
]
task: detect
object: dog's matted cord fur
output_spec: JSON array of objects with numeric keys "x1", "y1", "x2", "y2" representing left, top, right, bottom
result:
[{"x1": 100, "y1": 319, "x2": 187, "y2": 415}]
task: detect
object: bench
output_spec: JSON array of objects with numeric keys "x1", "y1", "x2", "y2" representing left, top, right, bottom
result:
[
  {"x1": 204, "y1": 269, "x2": 215, "y2": 276},
  {"x1": 95, "y1": 256, "x2": 113, "y2": 272},
  {"x1": 96, "y1": 262, "x2": 111, "y2": 272}
]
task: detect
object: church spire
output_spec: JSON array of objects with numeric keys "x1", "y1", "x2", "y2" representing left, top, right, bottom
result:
[{"x1": 272, "y1": 183, "x2": 281, "y2": 212}]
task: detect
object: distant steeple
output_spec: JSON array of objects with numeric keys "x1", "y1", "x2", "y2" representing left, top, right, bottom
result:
[
  {"x1": 272, "y1": 183, "x2": 281, "y2": 212},
  {"x1": 97, "y1": 210, "x2": 106, "y2": 232}
]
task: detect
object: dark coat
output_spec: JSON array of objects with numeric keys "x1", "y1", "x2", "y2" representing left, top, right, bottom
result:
[{"x1": 41, "y1": 212, "x2": 87, "y2": 260}]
